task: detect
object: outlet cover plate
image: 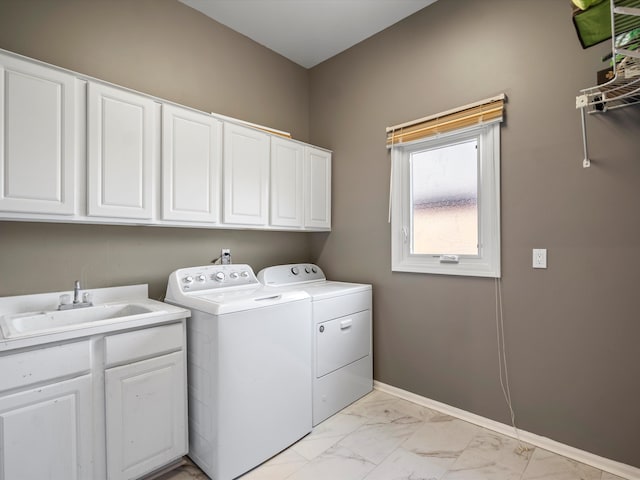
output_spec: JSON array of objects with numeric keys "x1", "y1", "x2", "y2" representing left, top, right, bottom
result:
[{"x1": 533, "y1": 249, "x2": 547, "y2": 269}]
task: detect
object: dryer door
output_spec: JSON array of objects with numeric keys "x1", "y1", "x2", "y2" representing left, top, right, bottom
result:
[{"x1": 316, "y1": 310, "x2": 371, "y2": 378}]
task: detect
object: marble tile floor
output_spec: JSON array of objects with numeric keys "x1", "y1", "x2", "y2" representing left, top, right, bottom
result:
[{"x1": 156, "y1": 390, "x2": 625, "y2": 480}]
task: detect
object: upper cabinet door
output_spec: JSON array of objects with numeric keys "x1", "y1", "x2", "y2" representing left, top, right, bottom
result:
[
  {"x1": 162, "y1": 105, "x2": 222, "y2": 223},
  {"x1": 0, "y1": 53, "x2": 78, "y2": 215},
  {"x1": 270, "y1": 137, "x2": 304, "y2": 228},
  {"x1": 305, "y1": 147, "x2": 331, "y2": 229},
  {"x1": 87, "y1": 82, "x2": 156, "y2": 219},
  {"x1": 223, "y1": 122, "x2": 270, "y2": 226}
]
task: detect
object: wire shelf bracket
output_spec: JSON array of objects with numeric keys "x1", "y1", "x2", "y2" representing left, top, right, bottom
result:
[{"x1": 576, "y1": 0, "x2": 640, "y2": 168}]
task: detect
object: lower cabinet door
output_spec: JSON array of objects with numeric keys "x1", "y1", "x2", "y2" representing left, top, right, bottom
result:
[
  {"x1": 105, "y1": 351, "x2": 187, "y2": 480},
  {"x1": 0, "y1": 374, "x2": 93, "y2": 480}
]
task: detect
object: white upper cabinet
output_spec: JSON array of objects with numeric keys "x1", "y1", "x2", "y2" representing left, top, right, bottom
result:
[
  {"x1": 162, "y1": 104, "x2": 222, "y2": 223},
  {"x1": 0, "y1": 49, "x2": 332, "y2": 231},
  {"x1": 270, "y1": 136, "x2": 304, "y2": 228},
  {"x1": 305, "y1": 146, "x2": 331, "y2": 229},
  {"x1": 223, "y1": 122, "x2": 270, "y2": 226},
  {"x1": 0, "y1": 53, "x2": 78, "y2": 215},
  {"x1": 87, "y1": 82, "x2": 157, "y2": 219}
]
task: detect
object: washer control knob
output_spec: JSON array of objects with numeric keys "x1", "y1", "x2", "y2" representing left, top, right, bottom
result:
[
  {"x1": 305, "y1": 266, "x2": 311, "y2": 274},
  {"x1": 183, "y1": 275, "x2": 194, "y2": 284},
  {"x1": 311, "y1": 266, "x2": 318, "y2": 274},
  {"x1": 291, "y1": 266, "x2": 300, "y2": 275},
  {"x1": 213, "y1": 272, "x2": 225, "y2": 282},
  {"x1": 229, "y1": 271, "x2": 239, "y2": 279},
  {"x1": 196, "y1": 274, "x2": 206, "y2": 282},
  {"x1": 240, "y1": 271, "x2": 249, "y2": 278}
]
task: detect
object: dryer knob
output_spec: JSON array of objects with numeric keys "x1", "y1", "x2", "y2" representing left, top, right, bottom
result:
[
  {"x1": 305, "y1": 266, "x2": 311, "y2": 274},
  {"x1": 311, "y1": 266, "x2": 318, "y2": 273},
  {"x1": 229, "y1": 272, "x2": 239, "y2": 279},
  {"x1": 214, "y1": 272, "x2": 225, "y2": 282},
  {"x1": 183, "y1": 276, "x2": 194, "y2": 284},
  {"x1": 240, "y1": 271, "x2": 249, "y2": 278},
  {"x1": 291, "y1": 266, "x2": 300, "y2": 275},
  {"x1": 195, "y1": 274, "x2": 206, "y2": 282}
]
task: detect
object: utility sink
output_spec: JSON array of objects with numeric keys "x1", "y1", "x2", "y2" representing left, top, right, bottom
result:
[
  {"x1": 0, "y1": 303, "x2": 158, "y2": 339},
  {"x1": 0, "y1": 284, "x2": 187, "y2": 344}
]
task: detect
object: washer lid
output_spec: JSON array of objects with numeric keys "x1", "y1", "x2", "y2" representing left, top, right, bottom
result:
[{"x1": 169, "y1": 288, "x2": 310, "y2": 315}]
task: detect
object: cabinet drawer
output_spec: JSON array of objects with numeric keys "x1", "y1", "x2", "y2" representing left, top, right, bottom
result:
[
  {"x1": 0, "y1": 340, "x2": 90, "y2": 392},
  {"x1": 316, "y1": 310, "x2": 371, "y2": 378},
  {"x1": 105, "y1": 322, "x2": 183, "y2": 367}
]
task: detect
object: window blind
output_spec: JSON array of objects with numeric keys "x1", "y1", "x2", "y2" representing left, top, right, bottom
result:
[{"x1": 386, "y1": 94, "x2": 505, "y2": 147}]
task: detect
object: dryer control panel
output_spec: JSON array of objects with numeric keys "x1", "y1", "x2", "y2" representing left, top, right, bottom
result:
[
  {"x1": 257, "y1": 264, "x2": 326, "y2": 286},
  {"x1": 168, "y1": 264, "x2": 258, "y2": 294}
]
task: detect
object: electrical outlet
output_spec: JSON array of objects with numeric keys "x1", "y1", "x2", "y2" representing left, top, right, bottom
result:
[{"x1": 532, "y1": 249, "x2": 547, "y2": 269}]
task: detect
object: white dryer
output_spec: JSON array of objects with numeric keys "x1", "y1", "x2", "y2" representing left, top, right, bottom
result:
[
  {"x1": 257, "y1": 263, "x2": 372, "y2": 425},
  {"x1": 165, "y1": 264, "x2": 311, "y2": 480}
]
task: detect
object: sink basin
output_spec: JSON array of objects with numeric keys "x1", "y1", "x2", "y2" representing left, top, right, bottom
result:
[{"x1": 0, "y1": 303, "x2": 156, "y2": 339}]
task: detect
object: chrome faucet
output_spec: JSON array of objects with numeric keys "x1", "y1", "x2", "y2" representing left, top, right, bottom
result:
[
  {"x1": 58, "y1": 280, "x2": 93, "y2": 310},
  {"x1": 73, "y1": 280, "x2": 82, "y2": 304}
]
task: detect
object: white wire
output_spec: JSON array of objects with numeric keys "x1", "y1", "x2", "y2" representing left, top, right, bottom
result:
[
  {"x1": 388, "y1": 130, "x2": 396, "y2": 224},
  {"x1": 495, "y1": 277, "x2": 529, "y2": 451}
]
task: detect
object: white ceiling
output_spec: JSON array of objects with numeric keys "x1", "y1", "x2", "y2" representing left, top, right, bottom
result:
[{"x1": 179, "y1": 0, "x2": 438, "y2": 68}]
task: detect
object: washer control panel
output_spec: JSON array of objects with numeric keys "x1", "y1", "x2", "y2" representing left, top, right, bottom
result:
[
  {"x1": 173, "y1": 264, "x2": 258, "y2": 293},
  {"x1": 257, "y1": 263, "x2": 326, "y2": 286}
]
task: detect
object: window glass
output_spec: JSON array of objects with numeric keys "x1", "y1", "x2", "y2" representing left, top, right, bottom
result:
[{"x1": 410, "y1": 139, "x2": 478, "y2": 256}]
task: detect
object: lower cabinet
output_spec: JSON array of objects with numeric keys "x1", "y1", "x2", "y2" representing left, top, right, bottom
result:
[
  {"x1": 104, "y1": 321, "x2": 187, "y2": 480},
  {"x1": 0, "y1": 320, "x2": 187, "y2": 480},
  {"x1": 105, "y1": 351, "x2": 187, "y2": 480},
  {"x1": 0, "y1": 374, "x2": 93, "y2": 480}
]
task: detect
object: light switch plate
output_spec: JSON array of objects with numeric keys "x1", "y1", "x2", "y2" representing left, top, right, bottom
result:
[{"x1": 533, "y1": 249, "x2": 547, "y2": 269}]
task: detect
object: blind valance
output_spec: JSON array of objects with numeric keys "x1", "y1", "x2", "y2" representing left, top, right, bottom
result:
[{"x1": 386, "y1": 94, "x2": 505, "y2": 147}]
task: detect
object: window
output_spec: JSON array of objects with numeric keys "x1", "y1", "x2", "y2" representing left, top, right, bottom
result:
[{"x1": 390, "y1": 119, "x2": 501, "y2": 277}]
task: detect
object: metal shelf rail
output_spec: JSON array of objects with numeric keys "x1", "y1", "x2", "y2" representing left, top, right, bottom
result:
[{"x1": 576, "y1": 0, "x2": 640, "y2": 167}]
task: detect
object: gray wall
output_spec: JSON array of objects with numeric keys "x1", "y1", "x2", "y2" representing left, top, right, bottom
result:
[
  {"x1": 1, "y1": 0, "x2": 639, "y2": 469},
  {"x1": 0, "y1": 0, "x2": 312, "y2": 299},
  {"x1": 309, "y1": 0, "x2": 640, "y2": 468}
]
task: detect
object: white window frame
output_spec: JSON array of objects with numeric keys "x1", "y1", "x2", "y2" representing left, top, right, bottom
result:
[{"x1": 391, "y1": 122, "x2": 500, "y2": 278}]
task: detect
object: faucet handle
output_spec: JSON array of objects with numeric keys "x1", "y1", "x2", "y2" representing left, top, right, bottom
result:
[
  {"x1": 82, "y1": 292, "x2": 92, "y2": 304},
  {"x1": 59, "y1": 294, "x2": 71, "y2": 305}
]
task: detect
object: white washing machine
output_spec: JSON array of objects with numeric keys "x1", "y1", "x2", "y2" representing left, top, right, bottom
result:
[
  {"x1": 257, "y1": 263, "x2": 372, "y2": 426},
  {"x1": 165, "y1": 264, "x2": 312, "y2": 480}
]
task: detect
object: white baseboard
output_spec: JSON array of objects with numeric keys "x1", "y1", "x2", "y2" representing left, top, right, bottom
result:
[{"x1": 374, "y1": 381, "x2": 640, "y2": 480}]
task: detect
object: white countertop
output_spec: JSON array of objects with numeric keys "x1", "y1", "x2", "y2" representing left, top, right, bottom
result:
[{"x1": 0, "y1": 285, "x2": 190, "y2": 352}]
